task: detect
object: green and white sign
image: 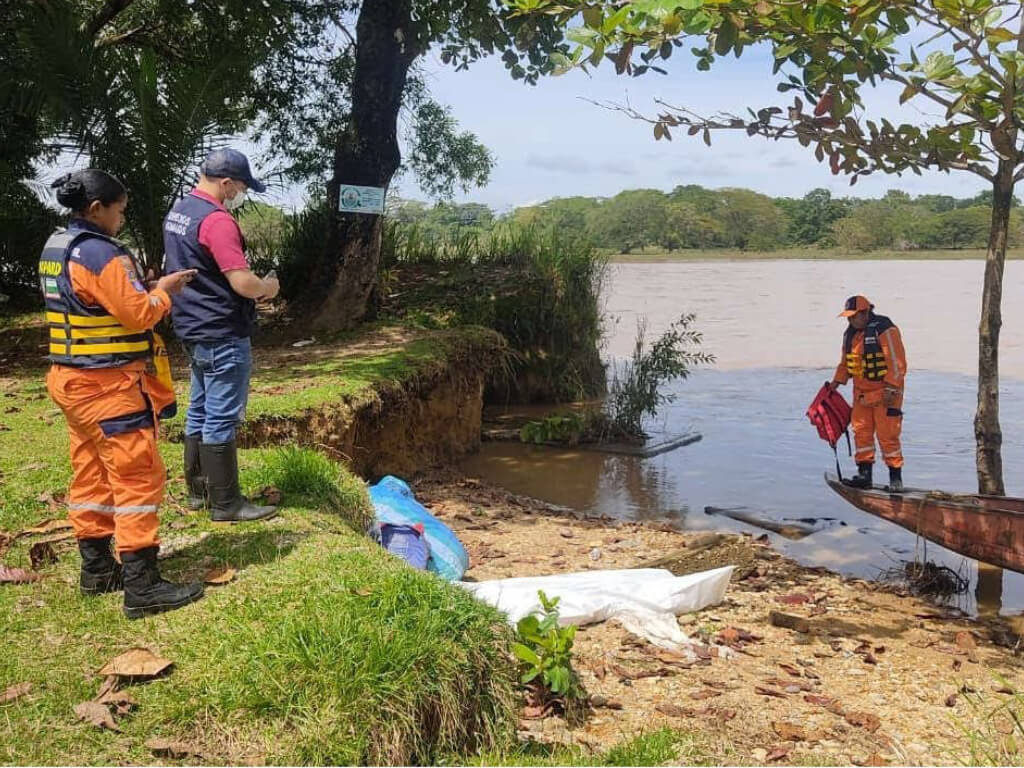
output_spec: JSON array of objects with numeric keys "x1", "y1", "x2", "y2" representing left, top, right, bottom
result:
[{"x1": 338, "y1": 184, "x2": 385, "y2": 214}]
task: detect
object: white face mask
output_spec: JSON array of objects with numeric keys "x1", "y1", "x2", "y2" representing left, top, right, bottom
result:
[{"x1": 224, "y1": 188, "x2": 246, "y2": 211}]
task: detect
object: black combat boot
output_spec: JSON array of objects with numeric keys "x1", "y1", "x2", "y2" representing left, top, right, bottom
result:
[
  {"x1": 200, "y1": 440, "x2": 277, "y2": 523},
  {"x1": 183, "y1": 435, "x2": 207, "y2": 510},
  {"x1": 887, "y1": 466, "x2": 904, "y2": 493},
  {"x1": 845, "y1": 462, "x2": 873, "y2": 489},
  {"x1": 121, "y1": 546, "x2": 204, "y2": 619},
  {"x1": 79, "y1": 536, "x2": 122, "y2": 595}
]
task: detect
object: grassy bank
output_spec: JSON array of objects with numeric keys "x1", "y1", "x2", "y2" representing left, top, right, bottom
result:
[
  {"x1": 0, "y1": 417, "x2": 517, "y2": 765},
  {"x1": 0, "y1": 325, "x2": 523, "y2": 765},
  {"x1": 609, "y1": 247, "x2": 1024, "y2": 262}
]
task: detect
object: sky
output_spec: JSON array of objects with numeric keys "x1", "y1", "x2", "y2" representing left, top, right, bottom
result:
[{"x1": 386, "y1": 40, "x2": 990, "y2": 213}]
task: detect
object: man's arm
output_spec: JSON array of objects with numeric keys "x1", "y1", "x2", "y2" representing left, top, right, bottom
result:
[{"x1": 225, "y1": 269, "x2": 278, "y2": 300}]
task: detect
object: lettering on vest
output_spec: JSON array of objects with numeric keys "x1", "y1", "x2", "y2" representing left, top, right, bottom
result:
[{"x1": 164, "y1": 211, "x2": 191, "y2": 236}]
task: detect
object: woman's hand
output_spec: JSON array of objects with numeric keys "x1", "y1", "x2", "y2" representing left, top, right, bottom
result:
[{"x1": 156, "y1": 269, "x2": 197, "y2": 296}]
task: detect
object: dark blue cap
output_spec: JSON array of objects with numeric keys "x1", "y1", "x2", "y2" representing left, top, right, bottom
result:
[{"x1": 200, "y1": 148, "x2": 266, "y2": 193}]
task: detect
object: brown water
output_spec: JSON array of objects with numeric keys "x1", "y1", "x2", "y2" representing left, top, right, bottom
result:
[{"x1": 462, "y1": 260, "x2": 1024, "y2": 616}]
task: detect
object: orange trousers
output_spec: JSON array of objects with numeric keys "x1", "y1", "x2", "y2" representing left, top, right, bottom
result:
[
  {"x1": 46, "y1": 365, "x2": 164, "y2": 554},
  {"x1": 851, "y1": 388, "x2": 904, "y2": 469}
]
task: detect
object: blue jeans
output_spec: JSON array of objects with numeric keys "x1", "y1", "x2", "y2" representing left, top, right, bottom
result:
[{"x1": 184, "y1": 337, "x2": 252, "y2": 443}]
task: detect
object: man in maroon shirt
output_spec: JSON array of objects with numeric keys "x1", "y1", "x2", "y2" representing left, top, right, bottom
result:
[{"x1": 163, "y1": 149, "x2": 280, "y2": 522}]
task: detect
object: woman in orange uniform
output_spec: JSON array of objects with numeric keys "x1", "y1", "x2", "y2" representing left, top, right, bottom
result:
[
  {"x1": 42, "y1": 169, "x2": 202, "y2": 618},
  {"x1": 829, "y1": 295, "x2": 908, "y2": 492}
]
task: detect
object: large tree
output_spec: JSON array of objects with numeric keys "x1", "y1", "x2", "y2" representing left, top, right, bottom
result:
[
  {"x1": 2, "y1": 0, "x2": 308, "y2": 268},
  {"x1": 512, "y1": 0, "x2": 1024, "y2": 494},
  {"x1": 257, "y1": 0, "x2": 568, "y2": 332}
]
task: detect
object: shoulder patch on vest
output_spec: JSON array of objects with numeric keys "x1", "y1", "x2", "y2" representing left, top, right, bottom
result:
[{"x1": 69, "y1": 236, "x2": 119, "y2": 274}]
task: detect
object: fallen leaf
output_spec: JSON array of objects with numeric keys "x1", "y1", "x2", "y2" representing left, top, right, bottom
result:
[
  {"x1": 74, "y1": 701, "x2": 120, "y2": 732},
  {"x1": 712, "y1": 708, "x2": 737, "y2": 721},
  {"x1": 354, "y1": 587, "x2": 372, "y2": 597},
  {"x1": 98, "y1": 648, "x2": 173, "y2": 678},
  {"x1": 4, "y1": 406, "x2": 19, "y2": 413},
  {"x1": 863, "y1": 653, "x2": 879, "y2": 665},
  {"x1": 995, "y1": 685, "x2": 1017, "y2": 695},
  {"x1": 756, "y1": 685, "x2": 787, "y2": 698},
  {"x1": 945, "y1": 693, "x2": 958, "y2": 707},
  {"x1": 952, "y1": 659, "x2": 962, "y2": 672},
  {"x1": 773, "y1": 721, "x2": 810, "y2": 741},
  {"x1": 21, "y1": 518, "x2": 73, "y2": 536},
  {"x1": 656, "y1": 703, "x2": 693, "y2": 718},
  {"x1": 689, "y1": 689, "x2": 722, "y2": 700},
  {"x1": 29, "y1": 541, "x2": 58, "y2": 570},
  {"x1": 203, "y1": 567, "x2": 236, "y2": 585},
  {"x1": 0, "y1": 565, "x2": 42, "y2": 584},
  {"x1": 845, "y1": 711, "x2": 882, "y2": 733},
  {"x1": 145, "y1": 739, "x2": 207, "y2": 760},
  {"x1": 861, "y1": 752, "x2": 890, "y2": 766},
  {"x1": 0, "y1": 683, "x2": 31, "y2": 704},
  {"x1": 254, "y1": 485, "x2": 282, "y2": 505},
  {"x1": 804, "y1": 694, "x2": 844, "y2": 714},
  {"x1": 767, "y1": 746, "x2": 793, "y2": 762},
  {"x1": 996, "y1": 717, "x2": 1015, "y2": 736},
  {"x1": 776, "y1": 593, "x2": 813, "y2": 605},
  {"x1": 779, "y1": 663, "x2": 802, "y2": 677},
  {"x1": 717, "y1": 627, "x2": 740, "y2": 644},
  {"x1": 955, "y1": 631, "x2": 977, "y2": 650}
]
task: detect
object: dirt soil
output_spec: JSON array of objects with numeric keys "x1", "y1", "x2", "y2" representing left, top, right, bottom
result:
[{"x1": 413, "y1": 469, "x2": 1024, "y2": 766}]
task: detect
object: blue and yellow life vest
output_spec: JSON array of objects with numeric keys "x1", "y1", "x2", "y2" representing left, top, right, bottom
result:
[{"x1": 39, "y1": 227, "x2": 153, "y2": 368}]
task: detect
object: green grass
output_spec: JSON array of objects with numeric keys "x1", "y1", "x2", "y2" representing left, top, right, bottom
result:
[
  {"x1": 468, "y1": 728, "x2": 716, "y2": 766},
  {"x1": 608, "y1": 246, "x2": 1024, "y2": 262},
  {"x1": 0, "y1": 364, "x2": 518, "y2": 764}
]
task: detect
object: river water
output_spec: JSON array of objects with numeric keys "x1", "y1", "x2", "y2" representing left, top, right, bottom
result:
[{"x1": 461, "y1": 260, "x2": 1024, "y2": 616}]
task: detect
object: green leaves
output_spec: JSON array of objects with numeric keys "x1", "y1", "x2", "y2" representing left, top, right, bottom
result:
[{"x1": 512, "y1": 590, "x2": 584, "y2": 706}]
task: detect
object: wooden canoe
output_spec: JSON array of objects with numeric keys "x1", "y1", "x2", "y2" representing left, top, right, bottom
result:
[{"x1": 824, "y1": 473, "x2": 1024, "y2": 574}]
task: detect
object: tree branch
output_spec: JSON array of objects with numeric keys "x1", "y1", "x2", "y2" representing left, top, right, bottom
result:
[{"x1": 83, "y1": 0, "x2": 136, "y2": 39}]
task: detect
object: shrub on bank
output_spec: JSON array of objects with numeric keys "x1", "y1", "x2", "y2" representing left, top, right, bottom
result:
[{"x1": 380, "y1": 222, "x2": 607, "y2": 403}]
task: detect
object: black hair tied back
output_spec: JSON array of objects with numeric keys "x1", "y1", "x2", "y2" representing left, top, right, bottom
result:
[{"x1": 50, "y1": 169, "x2": 126, "y2": 213}]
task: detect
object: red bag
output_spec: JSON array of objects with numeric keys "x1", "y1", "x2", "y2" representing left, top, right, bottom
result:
[{"x1": 807, "y1": 383, "x2": 852, "y2": 478}]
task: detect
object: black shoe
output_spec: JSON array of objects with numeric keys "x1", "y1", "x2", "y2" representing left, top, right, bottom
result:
[
  {"x1": 199, "y1": 440, "x2": 277, "y2": 523},
  {"x1": 122, "y1": 546, "x2": 203, "y2": 619},
  {"x1": 845, "y1": 462, "x2": 873, "y2": 489},
  {"x1": 183, "y1": 435, "x2": 207, "y2": 510},
  {"x1": 79, "y1": 536, "x2": 122, "y2": 595},
  {"x1": 887, "y1": 466, "x2": 904, "y2": 493}
]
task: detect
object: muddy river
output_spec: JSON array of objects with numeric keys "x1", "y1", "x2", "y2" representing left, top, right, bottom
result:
[{"x1": 462, "y1": 260, "x2": 1024, "y2": 616}]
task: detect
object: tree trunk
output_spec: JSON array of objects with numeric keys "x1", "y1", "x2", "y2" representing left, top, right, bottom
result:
[
  {"x1": 975, "y1": 162, "x2": 1015, "y2": 495},
  {"x1": 306, "y1": 0, "x2": 418, "y2": 333}
]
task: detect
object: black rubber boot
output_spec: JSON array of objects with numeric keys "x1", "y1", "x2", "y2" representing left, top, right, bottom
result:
[
  {"x1": 887, "y1": 466, "x2": 904, "y2": 493},
  {"x1": 200, "y1": 440, "x2": 277, "y2": 523},
  {"x1": 845, "y1": 462, "x2": 873, "y2": 489},
  {"x1": 183, "y1": 435, "x2": 207, "y2": 510},
  {"x1": 79, "y1": 536, "x2": 122, "y2": 595},
  {"x1": 122, "y1": 546, "x2": 203, "y2": 619}
]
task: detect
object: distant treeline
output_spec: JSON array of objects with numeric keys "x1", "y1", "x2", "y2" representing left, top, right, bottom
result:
[{"x1": 389, "y1": 187, "x2": 1021, "y2": 253}]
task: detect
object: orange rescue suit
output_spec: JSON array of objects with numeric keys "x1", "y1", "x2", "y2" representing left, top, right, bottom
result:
[
  {"x1": 42, "y1": 221, "x2": 175, "y2": 554},
  {"x1": 833, "y1": 314, "x2": 907, "y2": 469}
]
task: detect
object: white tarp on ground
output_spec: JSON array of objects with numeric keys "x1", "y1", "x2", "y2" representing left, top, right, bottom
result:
[{"x1": 459, "y1": 566, "x2": 734, "y2": 652}]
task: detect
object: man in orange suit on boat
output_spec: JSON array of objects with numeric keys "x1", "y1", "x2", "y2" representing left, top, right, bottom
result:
[{"x1": 828, "y1": 295, "x2": 907, "y2": 493}]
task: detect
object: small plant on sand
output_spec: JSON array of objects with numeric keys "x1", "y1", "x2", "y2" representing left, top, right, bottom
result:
[
  {"x1": 605, "y1": 313, "x2": 714, "y2": 439},
  {"x1": 512, "y1": 590, "x2": 586, "y2": 722}
]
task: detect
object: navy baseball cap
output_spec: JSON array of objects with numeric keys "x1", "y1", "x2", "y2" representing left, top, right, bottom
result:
[{"x1": 200, "y1": 148, "x2": 266, "y2": 193}]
